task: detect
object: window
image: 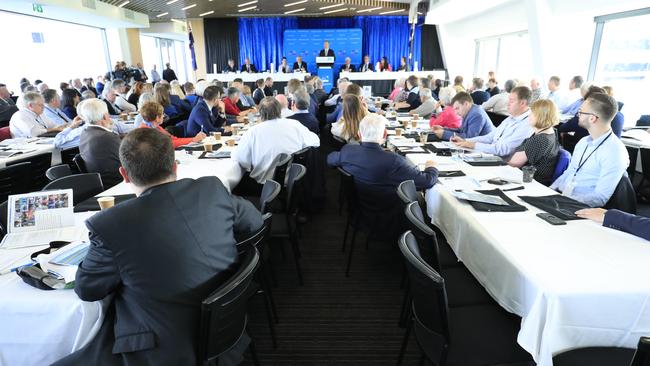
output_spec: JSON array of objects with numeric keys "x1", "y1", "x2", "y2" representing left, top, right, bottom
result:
[
  {"x1": 139, "y1": 35, "x2": 189, "y2": 83},
  {"x1": 474, "y1": 31, "x2": 531, "y2": 83},
  {"x1": 589, "y1": 8, "x2": 650, "y2": 126},
  {"x1": 0, "y1": 11, "x2": 109, "y2": 94}
]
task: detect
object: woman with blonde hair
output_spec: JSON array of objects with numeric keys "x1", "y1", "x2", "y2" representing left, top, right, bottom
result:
[
  {"x1": 154, "y1": 83, "x2": 179, "y2": 118},
  {"x1": 170, "y1": 80, "x2": 186, "y2": 99},
  {"x1": 509, "y1": 99, "x2": 561, "y2": 185},
  {"x1": 331, "y1": 94, "x2": 368, "y2": 143}
]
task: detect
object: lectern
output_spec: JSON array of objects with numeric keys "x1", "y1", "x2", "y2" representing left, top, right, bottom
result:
[{"x1": 316, "y1": 56, "x2": 335, "y2": 93}]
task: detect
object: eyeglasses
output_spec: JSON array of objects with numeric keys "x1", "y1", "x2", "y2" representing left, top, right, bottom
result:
[{"x1": 577, "y1": 111, "x2": 599, "y2": 119}]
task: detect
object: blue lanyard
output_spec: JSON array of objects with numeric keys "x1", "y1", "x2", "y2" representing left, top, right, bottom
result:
[{"x1": 574, "y1": 131, "x2": 612, "y2": 176}]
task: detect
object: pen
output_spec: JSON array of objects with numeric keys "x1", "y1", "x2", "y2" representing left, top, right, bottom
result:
[
  {"x1": 0, "y1": 262, "x2": 34, "y2": 275},
  {"x1": 503, "y1": 186, "x2": 525, "y2": 192}
]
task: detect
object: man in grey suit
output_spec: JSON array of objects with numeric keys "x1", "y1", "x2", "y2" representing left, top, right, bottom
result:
[{"x1": 53, "y1": 128, "x2": 263, "y2": 366}]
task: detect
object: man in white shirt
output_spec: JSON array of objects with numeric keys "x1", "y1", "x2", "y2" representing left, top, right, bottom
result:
[
  {"x1": 232, "y1": 97, "x2": 319, "y2": 186},
  {"x1": 324, "y1": 78, "x2": 350, "y2": 107},
  {"x1": 9, "y1": 92, "x2": 65, "y2": 138},
  {"x1": 42, "y1": 89, "x2": 72, "y2": 126},
  {"x1": 110, "y1": 79, "x2": 136, "y2": 112},
  {"x1": 453, "y1": 86, "x2": 534, "y2": 159},
  {"x1": 482, "y1": 79, "x2": 515, "y2": 115},
  {"x1": 150, "y1": 65, "x2": 161, "y2": 84},
  {"x1": 545, "y1": 75, "x2": 564, "y2": 109}
]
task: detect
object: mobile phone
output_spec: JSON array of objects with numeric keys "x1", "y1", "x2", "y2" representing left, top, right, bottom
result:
[
  {"x1": 536, "y1": 213, "x2": 566, "y2": 225},
  {"x1": 487, "y1": 178, "x2": 509, "y2": 185}
]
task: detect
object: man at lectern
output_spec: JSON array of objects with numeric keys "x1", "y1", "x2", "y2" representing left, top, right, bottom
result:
[
  {"x1": 293, "y1": 56, "x2": 308, "y2": 73},
  {"x1": 319, "y1": 40, "x2": 335, "y2": 58}
]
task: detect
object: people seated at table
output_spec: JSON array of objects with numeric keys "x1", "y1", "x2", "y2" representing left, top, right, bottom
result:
[
  {"x1": 558, "y1": 86, "x2": 624, "y2": 141},
  {"x1": 530, "y1": 78, "x2": 544, "y2": 104},
  {"x1": 139, "y1": 101, "x2": 205, "y2": 148},
  {"x1": 9, "y1": 92, "x2": 65, "y2": 138},
  {"x1": 42, "y1": 89, "x2": 72, "y2": 126},
  {"x1": 332, "y1": 94, "x2": 368, "y2": 143},
  {"x1": 241, "y1": 58, "x2": 257, "y2": 73},
  {"x1": 184, "y1": 82, "x2": 198, "y2": 106},
  {"x1": 232, "y1": 97, "x2": 319, "y2": 194},
  {"x1": 275, "y1": 94, "x2": 294, "y2": 119},
  {"x1": 394, "y1": 75, "x2": 422, "y2": 112},
  {"x1": 432, "y1": 78, "x2": 442, "y2": 98},
  {"x1": 0, "y1": 83, "x2": 19, "y2": 122},
  {"x1": 376, "y1": 57, "x2": 392, "y2": 72},
  {"x1": 77, "y1": 98, "x2": 123, "y2": 188},
  {"x1": 263, "y1": 77, "x2": 274, "y2": 96},
  {"x1": 452, "y1": 75, "x2": 465, "y2": 93},
  {"x1": 61, "y1": 88, "x2": 80, "y2": 119},
  {"x1": 293, "y1": 56, "x2": 308, "y2": 73},
  {"x1": 486, "y1": 78, "x2": 500, "y2": 97},
  {"x1": 52, "y1": 128, "x2": 263, "y2": 366},
  {"x1": 154, "y1": 83, "x2": 180, "y2": 118},
  {"x1": 288, "y1": 88, "x2": 319, "y2": 134},
  {"x1": 388, "y1": 78, "x2": 405, "y2": 101},
  {"x1": 452, "y1": 86, "x2": 534, "y2": 159},
  {"x1": 278, "y1": 57, "x2": 291, "y2": 73},
  {"x1": 223, "y1": 58, "x2": 237, "y2": 73},
  {"x1": 397, "y1": 56, "x2": 409, "y2": 71},
  {"x1": 429, "y1": 86, "x2": 461, "y2": 129},
  {"x1": 545, "y1": 75, "x2": 565, "y2": 109},
  {"x1": 431, "y1": 91, "x2": 494, "y2": 140},
  {"x1": 127, "y1": 81, "x2": 144, "y2": 107},
  {"x1": 508, "y1": 99, "x2": 561, "y2": 185},
  {"x1": 576, "y1": 208, "x2": 650, "y2": 242},
  {"x1": 111, "y1": 79, "x2": 137, "y2": 113},
  {"x1": 470, "y1": 78, "x2": 490, "y2": 105},
  {"x1": 329, "y1": 83, "x2": 371, "y2": 123},
  {"x1": 223, "y1": 87, "x2": 253, "y2": 117},
  {"x1": 408, "y1": 88, "x2": 436, "y2": 119},
  {"x1": 253, "y1": 79, "x2": 266, "y2": 105},
  {"x1": 312, "y1": 77, "x2": 328, "y2": 105},
  {"x1": 482, "y1": 79, "x2": 515, "y2": 116},
  {"x1": 340, "y1": 57, "x2": 356, "y2": 72},
  {"x1": 359, "y1": 55, "x2": 374, "y2": 72},
  {"x1": 561, "y1": 75, "x2": 585, "y2": 115},
  {"x1": 187, "y1": 86, "x2": 232, "y2": 136},
  {"x1": 550, "y1": 93, "x2": 628, "y2": 207}
]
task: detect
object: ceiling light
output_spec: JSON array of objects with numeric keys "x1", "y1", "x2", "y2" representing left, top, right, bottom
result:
[
  {"x1": 181, "y1": 4, "x2": 196, "y2": 10},
  {"x1": 285, "y1": 0, "x2": 308, "y2": 6},
  {"x1": 156, "y1": 12, "x2": 168, "y2": 17},
  {"x1": 118, "y1": 1, "x2": 130, "y2": 7},
  {"x1": 357, "y1": 6, "x2": 381, "y2": 13},
  {"x1": 319, "y1": 3, "x2": 345, "y2": 10},
  {"x1": 199, "y1": 10, "x2": 215, "y2": 16},
  {"x1": 285, "y1": 7, "x2": 306, "y2": 14},
  {"x1": 171, "y1": 18, "x2": 186, "y2": 24},
  {"x1": 238, "y1": 0, "x2": 258, "y2": 7},
  {"x1": 238, "y1": 5, "x2": 257, "y2": 12},
  {"x1": 166, "y1": 0, "x2": 179, "y2": 4},
  {"x1": 379, "y1": 9, "x2": 403, "y2": 14},
  {"x1": 323, "y1": 7, "x2": 347, "y2": 14}
]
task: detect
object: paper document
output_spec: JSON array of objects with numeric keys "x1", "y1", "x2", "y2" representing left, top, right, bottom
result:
[{"x1": 452, "y1": 190, "x2": 510, "y2": 206}]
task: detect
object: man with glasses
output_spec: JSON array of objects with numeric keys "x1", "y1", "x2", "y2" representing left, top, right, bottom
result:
[
  {"x1": 9, "y1": 92, "x2": 65, "y2": 138},
  {"x1": 550, "y1": 93, "x2": 628, "y2": 207}
]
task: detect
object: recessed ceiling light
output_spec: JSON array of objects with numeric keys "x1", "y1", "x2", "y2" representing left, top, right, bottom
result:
[
  {"x1": 171, "y1": 18, "x2": 186, "y2": 24},
  {"x1": 166, "y1": 0, "x2": 179, "y2": 4},
  {"x1": 156, "y1": 12, "x2": 168, "y2": 17},
  {"x1": 357, "y1": 6, "x2": 381, "y2": 13},
  {"x1": 285, "y1": 7, "x2": 306, "y2": 14},
  {"x1": 238, "y1": 0, "x2": 258, "y2": 7},
  {"x1": 323, "y1": 7, "x2": 347, "y2": 14},
  {"x1": 379, "y1": 9, "x2": 403, "y2": 14},
  {"x1": 238, "y1": 5, "x2": 257, "y2": 12},
  {"x1": 285, "y1": 0, "x2": 308, "y2": 6},
  {"x1": 181, "y1": 4, "x2": 196, "y2": 10},
  {"x1": 118, "y1": 1, "x2": 129, "y2": 7},
  {"x1": 319, "y1": 3, "x2": 345, "y2": 10},
  {"x1": 200, "y1": 10, "x2": 215, "y2": 16}
]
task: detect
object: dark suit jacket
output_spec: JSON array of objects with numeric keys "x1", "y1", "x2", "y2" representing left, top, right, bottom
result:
[
  {"x1": 62, "y1": 105, "x2": 77, "y2": 119},
  {"x1": 253, "y1": 88, "x2": 265, "y2": 105},
  {"x1": 604, "y1": 209, "x2": 650, "y2": 241},
  {"x1": 79, "y1": 125, "x2": 122, "y2": 188},
  {"x1": 162, "y1": 68, "x2": 177, "y2": 82},
  {"x1": 187, "y1": 99, "x2": 227, "y2": 136},
  {"x1": 223, "y1": 64, "x2": 237, "y2": 73},
  {"x1": 340, "y1": 64, "x2": 356, "y2": 73},
  {"x1": 358, "y1": 63, "x2": 374, "y2": 72},
  {"x1": 290, "y1": 112, "x2": 320, "y2": 135},
  {"x1": 241, "y1": 64, "x2": 257, "y2": 73},
  {"x1": 319, "y1": 49, "x2": 335, "y2": 58},
  {"x1": 263, "y1": 86, "x2": 274, "y2": 97},
  {"x1": 293, "y1": 62, "x2": 308, "y2": 73},
  {"x1": 170, "y1": 94, "x2": 191, "y2": 114},
  {"x1": 313, "y1": 89, "x2": 328, "y2": 106},
  {"x1": 102, "y1": 98, "x2": 121, "y2": 116},
  {"x1": 0, "y1": 98, "x2": 19, "y2": 122},
  {"x1": 57, "y1": 177, "x2": 263, "y2": 366}
]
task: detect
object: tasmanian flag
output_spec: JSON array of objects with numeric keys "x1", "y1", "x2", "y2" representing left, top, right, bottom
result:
[{"x1": 188, "y1": 25, "x2": 197, "y2": 71}]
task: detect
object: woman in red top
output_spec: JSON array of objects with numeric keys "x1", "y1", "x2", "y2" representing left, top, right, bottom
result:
[
  {"x1": 429, "y1": 86, "x2": 461, "y2": 129},
  {"x1": 138, "y1": 101, "x2": 206, "y2": 148},
  {"x1": 376, "y1": 57, "x2": 392, "y2": 72}
]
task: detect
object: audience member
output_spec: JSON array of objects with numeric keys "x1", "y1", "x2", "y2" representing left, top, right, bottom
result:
[
  {"x1": 253, "y1": 79, "x2": 266, "y2": 105},
  {"x1": 241, "y1": 85, "x2": 256, "y2": 107},
  {"x1": 95, "y1": 75, "x2": 105, "y2": 95},
  {"x1": 486, "y1": 78, "x2": 500, "y2": 97},
  {"x1": 42, "y1": 89, "x2": 72, "y2": 126},
  {"x1": 154, "y1": 83, "x2": 179, "y2": 118},
  {"x1": 394, "y1": 75, "x2": 421, "y2": 111},
  {"x1": 482, "y1": 79, "x2": 515, "y2": 115},
  {"x1": 60, "y1": 88, "x2": 80, "y2": 119},
  {"x1": 184, "y1": 82, "x2": 198, "y2": 106},
  {"x1": 470, "y1": 78, "x2": 490, "y2": 105},
  {"x1": 432, "y1": 78, "x2": 442, "y2": 98},
  {"x1": 431, "y1": 92, "x2": 494, "y2": 140},
  {"x1": 139, "y1": 102, "x2": 205, "y2": 148},
  {"x1": 558, "y1": 86, "x2": 624, "y2": 142},
  {"x1": 545, "y1": 76, "x2": 564, "y2": 108},
  {"x1": 452, "y1": 75, "x2": 465, "y2": 93},
  {"x1": 530, "y1": 78, "x2": 544, "y2": 103},
  {"x1": 111, "y1": 79, "x2": 137, "y2": 113},
  {"x1": 288, "y1": 88, "x2": 319, "y2": 134},
  {"x1": 223, "y1": 87, "x2": 250, "y2": 117},
  {"x1": 409, "y1": 88, "x2": 436, "y2": 119},
  {"x1": 187, "y1": 86, "x2": 231, "y2": 136},
  {"x1": 9, "y1": 92, "x2": 64, "y2": 137},
  {"x1": 332, "y1": 94, "x2": 368, "y2": 143},
  {"x1": 0, "y1": 83, "x2": 19, "y2": 122},
  {"x1": 127, "y1": 81, "x2": 144, "y2": 106},
  {"x1": 576, "y1": 208, "x2": 650, "y2": 242},
  {"x1": 162, "y1": 63, "x2": 178, "y2": 82},
  {"x1": 429, "y1": 86, "x2": 461, "y2": 129},
  {"x1": 312, "y1": 77, "x2": 327, "y2": 105},
  {"x1": 170, "y1": 80, "x2": 186, "y2": 100},
  {"x1": 275, "y1": 94, "x2": 294, "y2": 118},
  {"x1": 71, "y1": 78, "x2": 84, "y2": 97},
  {"x1": 81, "y1": 90, "x2": 96, "y2": 100},
  {"x1": 388, "y1": 78, "x2": 405, "y2": 101},
  {"x1": 263, "y1": 77, "x2": 274, "y2": 96},
  {"x1": 561, "y1": 75, "x2": 584, "y2": 115}
]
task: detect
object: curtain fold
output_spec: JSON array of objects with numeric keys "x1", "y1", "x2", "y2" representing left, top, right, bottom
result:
[
  {"x1": 238, "y1": 17, "x2": 298, "y2": 72},
  {"x1": 204, "y1": 18, "x2": 240, "y2": 74}
]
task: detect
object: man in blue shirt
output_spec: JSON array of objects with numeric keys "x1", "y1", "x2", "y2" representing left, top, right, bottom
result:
[
  {"x1": 42, "y1": 89, "x2": 71, "y2": 126},
  {"x1": 452, "y1": 86, "x2": 534, "y2": 159},
  {"x1": 431, "y1": 92, "x2": 494, "y2": 141},
  {"x1": 550, "y1": 93, "x2": 628, "y2": 207}
]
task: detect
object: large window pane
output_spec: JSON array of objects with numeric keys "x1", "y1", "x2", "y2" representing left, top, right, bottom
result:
[
  {"x1": 475, "y1": 32, "x2": 531, "y2": 83},
  {"x1": 476, "y1": 38, "x2": 499, "y2": 80}
]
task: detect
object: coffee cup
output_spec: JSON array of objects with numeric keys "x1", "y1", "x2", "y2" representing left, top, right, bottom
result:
[
  {"x1": 97, "y1": 196, "x2": 115, "y2": 210},
  {"x1": 212, "y1": 132, "x2": 221, "y2": 140},
  {"x1": 203, "y1": 143, "x2": 213, "y2": 152},
  {"x1": 396, "y1": 128, "x2": 403, "y2": 136},
  {"x1": 226, "y1": 139, "x2": 236, "y2": 147}
]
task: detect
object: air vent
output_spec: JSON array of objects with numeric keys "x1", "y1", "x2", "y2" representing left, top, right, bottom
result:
[
  {"x1": 124, "y1": 9, "x2": 134, "y2": 19},
  {"x1": 81, "y1": 0, "x2": 96, "y2": 10},
  {"x1": 32, "y1": 32, "x2": 45, "y2": 43}
]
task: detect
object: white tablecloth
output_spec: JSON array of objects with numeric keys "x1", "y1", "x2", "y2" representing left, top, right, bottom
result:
[
  {"x1": 341, "y1": 70, "x2": 446, "y2": 81},
  {"x1": 406, "y1": 153, "x2": 650, "y2": 366},
  {"x1": 206, "y1": 72, "x2": 307, "y2": 83},
  {"x1": 0, "y1": 139, "x2": 61, "y2": 168}
]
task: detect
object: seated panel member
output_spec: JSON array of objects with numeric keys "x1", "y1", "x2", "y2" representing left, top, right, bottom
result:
[
  {"x1": 452, "y1": 86, "x2": 535, "y2": 159},
  {"x1": 550, "y1": 93, "x2": 628, "y2": 207},
  {"x1": 576, "y1": 208, "x2": 650, "y2": 242},
  {"x1": 340, "y1": 57, "x2": 356, "y2": 73},
  {"x1": 293, "y1": 56, "x2": 308, "y2": 73},
  {"x1": 278, "y1": 57, "x2": 291, "y2": 73},
  {"x1": 186, "y1": 86, "x2": 232, "y2": 136},
  {"x1": 52, "y1": 128, "x2": 263, "y2": 366},
  {"x1": 359, "y1": 55, "x2": 374, "y2": 72},
  {"x1": 139, "y1": 101, "x2": 206, "y2": 148},
  {"x1": 9, "y1": 92, "x2": 65, "y2": 138},
  {"x1": 241, "y1": 58, "x2": 257, "y2": 73},
  {"x1": 223, "y1": 58, "x2": 237, "y2": 73},
  {"x1": 431, "y1": 91, "x2": 494, "y2": 141}
]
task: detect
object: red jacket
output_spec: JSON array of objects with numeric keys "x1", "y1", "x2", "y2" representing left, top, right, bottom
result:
[
  {"x1": 140, "y1": 124, "x2": 194, "y2": 149},
  {"x1": 223, "y1": 97, "x2": 241, "y2": 116}
]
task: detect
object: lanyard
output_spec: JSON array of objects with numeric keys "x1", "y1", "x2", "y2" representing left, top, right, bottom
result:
[{"x1": 574, "y1": 131, "x2": 612, "y2": 176}]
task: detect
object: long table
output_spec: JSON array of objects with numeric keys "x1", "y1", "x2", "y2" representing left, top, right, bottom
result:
[
  {"x1": 206, "y1": 72, "x2": 308, "y2": 95},
  {"x1": 405, "y1": 152, "x2": 650, "y2": 366},
  {"x1": 343, "y1": 70, "x2": 447, "y2": 97},
  {"x1": 0, "y1": 138, "x2": 62, "y2": 168}
]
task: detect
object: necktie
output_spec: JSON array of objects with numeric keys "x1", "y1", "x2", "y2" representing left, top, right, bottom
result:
[{"x1": 56, "y1": 109, "x2": 70, "y2": 122}]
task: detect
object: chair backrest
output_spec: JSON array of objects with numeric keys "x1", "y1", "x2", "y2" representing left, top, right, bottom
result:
[
  {"x1": 198, "y1": 247, "x2": 260, "y2": 365},
  {"x1": 0, "y1": 200, "x2": 8, "y2": 238},
  {"x1": 272, "y1": 153, "x2": 293, "y2": 186},
  {"x1": 636, "y1": 115, "x2": 650, "y2": 127},
  {"x1": 60, "y1": 147, "x2": 80, "y2": 171},
  {"x1": 285, "y1": 163, "x2": 307, "y2": 213},
  {"x1": 398, "y1": 231, "x2": 450, "y2": 361},
  {"x1": 338, "y1": 167, "x2": 358, "y2": 216},
  {"x1": 6, "y1": 152, "x2": 52, "y2": 191},
  {"x1": 604, "y1": 174, "x2": 637, "y2": 215},
  {"x1": 552, "y1": 149, "x2": 571, "y2": 183},
  {"x1": 0, "y1": 127, "x2": 11, "y2": 142},
  {"x1": 291, "y1": 146, "x2": 311, "y2": 167},
  {"x1": 331, "y1": 135, "x2": 347, "y2": 152},
  {"x1": 397, "y1": 180, "x2": 418, "y2": 205},
  {"x1": 0, "y1": 162, "x2": 31, "y2": 204},
  {"x1": 42, "y1": 173, "x2": 104, "y2": 206},
  {"x1": 236, "y1": 213, "x2": 271, "y2": 253},
  {"x1": 640, "y1": 148, "x2": 650, "y2": 180},
  {"x1": 626, "y1": 146, "x2": 639, "y2": 180},
  {"x1": 72, "y1": 154, "x2": 88, "y2": 173},
  {"x1": 404, "y1": 202, "x2": 444, "y2": 272},
  {"x1": 259, "y1": 179, "x2": 281, "y2": 214},
  {"x1": 485, "y1": 110, "x2": 508, "y2": 127},
  {"x1": 45, "y1": 165, "x2": 72, "y2": 181},
  {"x1": 631, "y1": 336, "x2": 650, "y2": 366}
]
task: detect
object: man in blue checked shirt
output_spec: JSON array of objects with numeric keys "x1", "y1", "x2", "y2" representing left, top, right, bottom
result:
[{"x1": 430, "y1": 91, "x2": 494, "y2": 141}]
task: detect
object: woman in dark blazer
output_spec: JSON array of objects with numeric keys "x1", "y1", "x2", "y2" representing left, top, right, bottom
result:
[{"x1": 61, "y1": 88, "x2": 80, "y2": 119}]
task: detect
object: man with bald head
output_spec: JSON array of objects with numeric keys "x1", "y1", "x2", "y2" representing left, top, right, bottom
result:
[
  {"x1": 275, "y1": 94, "x2": 294, "y2": 118},
  {"x1": 530, "y1": 78, "x2": 543, "y2": 103}
]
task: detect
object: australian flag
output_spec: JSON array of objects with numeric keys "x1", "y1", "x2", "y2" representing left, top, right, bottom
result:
[{"x1": 188, "y1": 25, "x2": 197, "y2": 71}]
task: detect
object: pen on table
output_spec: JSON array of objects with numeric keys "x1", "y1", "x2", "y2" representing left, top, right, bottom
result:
[
  {"x1": 503, "y1": 186, "x2": 525, "y2": 192},
  {"x1": 0, "y1": 262, "x2": 34, "y2": 276}
]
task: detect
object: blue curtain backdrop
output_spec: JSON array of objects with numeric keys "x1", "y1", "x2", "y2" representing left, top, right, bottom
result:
[{"x1": 237, "y1": 16, "x2": 421, "y2": 72}]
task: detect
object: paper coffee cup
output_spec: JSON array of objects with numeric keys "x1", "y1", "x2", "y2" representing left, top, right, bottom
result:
[
  {"x1": 226, "y1": 139, "x2": 236, "y2": 147},
  {"x1": 212, "y1": 132, "x2": 221, "y2": 140},
  {"x1": 97, "y1": 196, "x2": 115, "y2": 210},
  {"x1": 396, "y1": 128, "x2": 403, "y2": 136},
  {"x1": 203, "y1": 143, "x2": 213, "y2": 152},
  {"x1": 411, "y1": 120, "x2": 417, "y2": 128}
]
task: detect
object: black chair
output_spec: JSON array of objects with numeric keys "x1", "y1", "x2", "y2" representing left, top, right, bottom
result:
[
  {"x1": 604, "y1": 174, "x2": 637, "y2": 215},
  {"x1": 553, "y1": 336, "x2": 650, "y2": 366},
  {"x1": 637, "y1": 115, "x2": 650, "y2": 127},
  {"x1": 271, "y1": 153, "x2": 293, "y2": 187},
  {"x1": 270, "y1": 163, "x2": 306, "y2": 285},
  {"x1": 72, "y1": 154, "x2": 88, "y2": 173},
  {"x1": 0, "y1": 162, "x2": 31, "y2": 204},
  {"x1": 331, "y1": 135, "x2": 347, "y2": 152},
  {"x1": 198, "y1": 246, "x2": 261, "y2": 366},
  {"x1": 45, "y1": 164, "x2": 72, "y2": 181},
  {"x1": 6, "y1": 152, "x2": 52, "y2": 191},
  {"x1": 60, "y1": 147, "x2": 80, "y2": 172},
  {"x1": 396, "y1": 231, "x2": 534, "y2": 366},
  {"x1": 0, "y1": 200, "x2": 8, "y2": 239},
  {"x1": 259, "y1": 179, "x2": 281, "y2": 214},
  {"x1": 42, "y1": 173, "x2": 104, "y2": 206},
  {"x1": 337, "y1": 167, "x2": 359, "y2": 276},
  {"x1": 486, "y1": 111, "x2": 508, "y2": 127},
  {"x1": 638, "y1": 148, "x2": 650, "y2": 192},
  {"x1": 626, "y1": 146, "x2": 639, "y2": 184}
]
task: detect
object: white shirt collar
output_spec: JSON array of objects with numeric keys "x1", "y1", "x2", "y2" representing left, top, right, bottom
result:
[{"x1": 88, "y1": 124, "x2": 114, "y2": 133}]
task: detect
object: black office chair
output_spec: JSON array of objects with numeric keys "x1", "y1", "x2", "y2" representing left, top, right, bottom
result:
[
  {"x1": 42, "y1": 173, "x2": 104, "y2": 206},
  {"x1": 486, "y1": 110, "x2": 508, "y2": 127},
  {"x1": 60, "y1": 147, "x2": 80, "y2": 172},
  {"x1": 72, "y1": 154, "x2": 88, "y2": 173},
  {"x1": 638, "y1": 148, "x2": 650, "y2": 192},
  {"x1": 626, "y1": 146, "x2": 639, "y2": 184},
  {"x1": 271, "y1": 153, "x2": 293, "y2": 187},
  {"x1": 197, "y1": 246, "x2": 261, "y2": 366},
  {"x1": 259, "y1": 179, "x2": 281, "y2": 214},
  {"x1": 331, "y1": 135, "x2": 347, "y2": 152},
  {"x1": 553, "y1": 336, "x2": 650, "y2": 366},
  {"x1": 604, "y1": 174, "x2": 637, "y2": 215},
  {"x1": 636, "y1": 115, "x2": 650, "y2": 127},
  {"x1": 45, "y1": 165, "x2": 72, "y2": 181},
  {"x1": 0, "y1": 162, "x2": 31, "y2": 204},
  {"x1": 270, "y1": 163, "x2": 306, "y2": 285},
  {"x1": 0, "y1": 200, "x2": 8, "y2": 239},
  {"x1": 396, "y1": 231, "x2": 534, "y2": 366},
  {"x1": 6, "y1": 152, "x2": 52, "y2": 191}
]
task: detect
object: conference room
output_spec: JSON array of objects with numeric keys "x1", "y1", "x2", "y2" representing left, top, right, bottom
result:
[{"x1": 1, "y1": 0, "x2": 650, "y2": 365}]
